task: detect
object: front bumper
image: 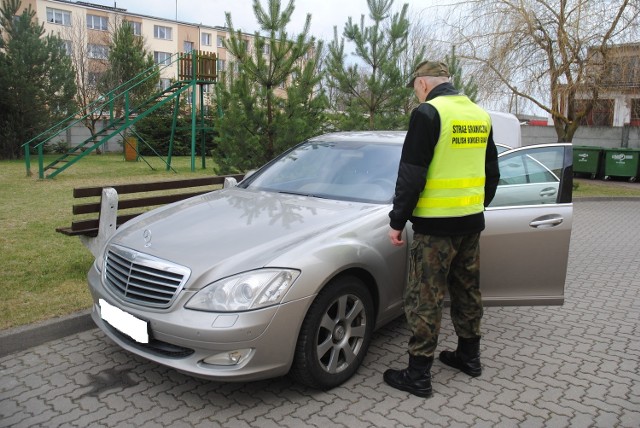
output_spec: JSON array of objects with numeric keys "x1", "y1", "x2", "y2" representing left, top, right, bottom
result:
[{"x1": 88, "y1": 265, "x2": 313, "y2": 382}]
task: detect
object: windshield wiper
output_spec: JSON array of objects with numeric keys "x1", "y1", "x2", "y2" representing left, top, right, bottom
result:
[
  {"x1": 277, "y1": 190, "x2": 334, "y2": 200},
  {"x1": 277, "y1": 190, "x2": 309, "y2": 196}
]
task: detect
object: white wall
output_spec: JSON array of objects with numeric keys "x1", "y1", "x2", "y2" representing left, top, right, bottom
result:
[{"x1": 522, "y1": 125, "x2": 640, "y2": 148}]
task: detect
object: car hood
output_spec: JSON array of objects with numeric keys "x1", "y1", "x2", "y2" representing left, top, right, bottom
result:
[{"x1": 109, "y1": 188, "x2": 385, "y2": 286}]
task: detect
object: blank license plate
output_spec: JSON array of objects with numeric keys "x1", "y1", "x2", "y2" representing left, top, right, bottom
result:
[{"x1": 99, "y1": 299, "x2": 149, "y2": 344}]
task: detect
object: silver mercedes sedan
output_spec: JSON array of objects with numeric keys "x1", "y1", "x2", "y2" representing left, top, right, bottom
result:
[{"x1": 87, "y1": 131, "x2": 573, "y2": 389}]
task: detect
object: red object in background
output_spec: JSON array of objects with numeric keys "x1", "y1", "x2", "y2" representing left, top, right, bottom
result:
[{"x1": 527, "y1": 119, "x2": 549, "y2": 126}]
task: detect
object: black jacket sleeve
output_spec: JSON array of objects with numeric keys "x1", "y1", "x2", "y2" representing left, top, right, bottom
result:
[
  {"x1": 388, "y1": 103, "x2": 440, "y2": 231},
  {"x1": 483, "y1": 129, "x2": 500, "y2": 207}
]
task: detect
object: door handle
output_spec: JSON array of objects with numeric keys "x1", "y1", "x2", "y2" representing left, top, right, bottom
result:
[
  {"x1": 530, "y1": 215, "x2": 564, "y2": 228},
  {"x1": 539, "y1": 187, "x2": 557, "y2": 197}
]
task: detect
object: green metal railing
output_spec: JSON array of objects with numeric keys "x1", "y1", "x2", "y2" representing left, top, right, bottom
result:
[{"x1": 23, "y1": 50, "x2": 217, "y2": 179}]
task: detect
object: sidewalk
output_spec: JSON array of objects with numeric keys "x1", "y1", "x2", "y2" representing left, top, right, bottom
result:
[{"x1": 1, "y1": 199, "x2": 639, "y2": 427}]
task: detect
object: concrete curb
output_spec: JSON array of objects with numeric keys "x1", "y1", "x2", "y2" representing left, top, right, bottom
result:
[{"x1": 0, "y1": 309, "x2": 95, "y2": 358}]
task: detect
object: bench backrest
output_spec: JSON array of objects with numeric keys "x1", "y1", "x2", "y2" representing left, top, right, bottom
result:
[{"x1": 57, "y1": 174, "x2": 245, "y2": 237}]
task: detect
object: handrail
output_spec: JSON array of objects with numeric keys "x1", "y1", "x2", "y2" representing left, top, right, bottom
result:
[
  {"x1": 42, "y1": 80, "x2": 194, "y2": 179},
  {"x1": 24, "y1": 50, "x2": 217, "y2": 178},
  {"x1": 22, "y1": 52, "x2": 183, "y2": 151}
]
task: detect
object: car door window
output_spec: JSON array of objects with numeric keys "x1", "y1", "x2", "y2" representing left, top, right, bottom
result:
[{"x1": 490, "y1": 146, "x2": 565, "y2": 207}]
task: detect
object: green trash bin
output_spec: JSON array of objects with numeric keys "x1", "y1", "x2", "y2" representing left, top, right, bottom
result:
[
  {"x1": 603, "y1": 148, "x2": 640, "y2": 182},
  {"x1": 573, "y1": 146, "x2": 603, "y2": 179}
]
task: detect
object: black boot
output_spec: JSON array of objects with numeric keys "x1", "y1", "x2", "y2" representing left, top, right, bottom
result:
[
  {"x1": 439, "y1": 336, "x2": 482, "y2": 377},
  {"x1": 383, "y1": 354, "x2": 433, "y2": 398}
]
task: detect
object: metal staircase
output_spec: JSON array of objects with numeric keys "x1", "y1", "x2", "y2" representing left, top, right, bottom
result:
[{"x1": 23, "y1": 51, "x2": 217, "y2": 179}]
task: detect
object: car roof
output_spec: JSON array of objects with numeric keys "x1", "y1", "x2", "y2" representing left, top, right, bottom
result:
[{"x1": 308, "y1": 131, "x2": 407, "y2": 145}]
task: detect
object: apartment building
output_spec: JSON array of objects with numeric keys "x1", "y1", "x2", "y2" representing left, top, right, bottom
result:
[
  {"x1": 18, "y1": 0, "x2": 252, "y2": 99},
  {"x1": 567, "y1": 43, "x2": 640, "y2": 127},
  {"x1": 10, "y1": 0, "x2": 260, "y2": 151}
]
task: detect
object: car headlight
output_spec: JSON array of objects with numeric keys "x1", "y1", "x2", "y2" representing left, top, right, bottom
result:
[{"x1": 185, "y1": 269, "x2": 300, "y2": 312}]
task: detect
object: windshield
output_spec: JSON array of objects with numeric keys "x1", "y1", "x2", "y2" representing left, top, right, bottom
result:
[{"x1": 241, "y1": 141, "x2": 402, "y2": 203}]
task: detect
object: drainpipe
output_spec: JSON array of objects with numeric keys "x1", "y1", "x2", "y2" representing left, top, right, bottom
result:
[{"x1": 622, "y1": 123, "x2": 630, "y2": 148}]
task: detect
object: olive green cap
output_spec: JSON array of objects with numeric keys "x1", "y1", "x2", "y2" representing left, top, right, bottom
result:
[{"x1": 406, "y1": 60, "x2": 450, "y2": 87}]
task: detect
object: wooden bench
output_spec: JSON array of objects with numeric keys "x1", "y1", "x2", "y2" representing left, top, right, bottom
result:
[{"x1": 57, "y1": 174, "x2": 244, "y2": 256}]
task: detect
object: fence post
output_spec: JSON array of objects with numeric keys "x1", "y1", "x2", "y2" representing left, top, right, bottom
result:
[
  {"x1": 190, "y1": 50, "x2": 197, "y2": 172},
  {"x1": 24, "y1": 144, "x2": 32, "y2": 177},
  {"x1": 38, "y1": 144, "x2": 44, "y2": 179}
]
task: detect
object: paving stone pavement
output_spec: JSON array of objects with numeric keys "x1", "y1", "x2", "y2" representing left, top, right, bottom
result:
[{"x1": 1, "y1": 200, "x2": 639, "y2": 428}]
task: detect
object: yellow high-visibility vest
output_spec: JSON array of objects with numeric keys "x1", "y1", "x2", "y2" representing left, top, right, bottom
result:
[{"x1": 413, "y1": 95, "x2": 491, "y2": 218}]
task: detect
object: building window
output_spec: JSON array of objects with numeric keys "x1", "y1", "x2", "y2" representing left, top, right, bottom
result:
[
  {"x1": 62, "y1": 40, "x2": 73, "y2": 56},
  {"x1": 87, "y1": 44, "x2": 109, "y2": 60},
  {"x1": 576, "y1": 99, "x2": 614, "y2": 127},
  {"x1": 202, "y1": 84, "x2": 210, "y2": 93},
  {"x1": 217, "y1": 35, "x2": 225, "y2": 48},
  {"x1": 631, "y1": 99, "x2": 640, "y2": 126},
  {"x1": 610, "y1": 56, "x2": 639, "y2": 86},
  {"x1": 154, "y1": 51, "x2": 172, "y2": 65},
  {"x1": 262, "y1": 43, "x2": 270, "y2": 55},
  {"x1": 154, "y1": 25, "x2": 172, "y2": 40},
  {"x1": 201, "y1": 32, "x2": 211, "y2": 46},
  {"x1": 87, "y1": 72, "x2": 103, "y2": 88},
  {"x1": 46, "y1": 8, "x2": 71, "y2": 26},
  {"x1": 124, "y1": 21, "x2": 142, "y2": 36},
  {"x1": 217, "y1": 59, "x2": 225, "y2": 72},
  {"x1": 87, "y1": 14, "x2": 108, "y2": 31},
  {"x1": 159, "y1": 78, "x2": 171, "y2": 91},
  {"x1": 184, "y1": 41, "x2": 194, "y2": 53}
]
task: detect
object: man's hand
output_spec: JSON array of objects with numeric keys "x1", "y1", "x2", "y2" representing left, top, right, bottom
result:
[{"x1": 388, "y1": 227, "x2": 405, "y2": 247}]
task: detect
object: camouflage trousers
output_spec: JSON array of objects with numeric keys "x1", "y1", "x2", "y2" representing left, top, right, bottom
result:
[{"x1": 404, "y1": 232, "x2": 483, "y2": 357}]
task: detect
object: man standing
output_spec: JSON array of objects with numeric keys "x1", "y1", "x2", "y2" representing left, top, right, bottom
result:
[{"x1": 384, "y1": 60, "x2": 500, "y2": 398}]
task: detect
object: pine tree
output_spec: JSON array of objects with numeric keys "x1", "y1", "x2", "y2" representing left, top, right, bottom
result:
[
  {"x1": 101, "y1": 21, "x2": 158, "y2": 114},
  {"x1": 0, "y1": 0, "x2": 76, "y2": 159},
  {"x1": 134, "y1": 101, "x2": 208, "y2": 156},
  {"x1": 326, "y1": 0, "x2": 410, "y2": 131},
  {"x1": 213, "y1": 71, "x2": 263, "y2": 173},
  {"x1": 446, "y1": 45, "x2": 478, "y2": 102},
  {"x1": 213, "y1": 0, "x2": 325, "y2": 173}
]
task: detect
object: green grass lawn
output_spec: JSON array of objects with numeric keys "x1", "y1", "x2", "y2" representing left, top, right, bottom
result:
[
  {"x1": 1, "y1": 154, "x2": 639, "y2": 331},
  {"x1": 573, "y1": 177, "x2": 640, "y2": 197},
  {"x1": 0, "y1": 153, "x2": 219, "y2": 330}
]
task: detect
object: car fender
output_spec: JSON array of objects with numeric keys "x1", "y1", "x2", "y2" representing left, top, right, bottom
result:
[{"x1": 270, "y1": 216, "x2": 406, "y2": 325}]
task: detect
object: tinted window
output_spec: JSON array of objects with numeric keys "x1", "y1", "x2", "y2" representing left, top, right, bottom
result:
[
  {"x1": 496, "y1": 144, "x2": 512, "y2": 154},
  {"x1": 490, "y1": 146, "x2": 565, "y2": 207}
]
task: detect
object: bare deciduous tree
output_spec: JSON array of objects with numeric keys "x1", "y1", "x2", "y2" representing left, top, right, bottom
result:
[
  {"x1": 450, "y1": 0, "x2": 639, "y2": 142},
  {"x1": 61, "y1": 16, "x2": 110, "y2": 149}
]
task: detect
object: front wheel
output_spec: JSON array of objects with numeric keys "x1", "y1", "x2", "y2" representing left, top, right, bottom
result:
[{"x1": 290, "y1": 276, "x2": 374, "y2": 389}]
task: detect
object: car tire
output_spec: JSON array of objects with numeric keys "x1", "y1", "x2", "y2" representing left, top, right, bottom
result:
[{"x1": 290, "y1": 275, "x2": 374, "y2": 389}]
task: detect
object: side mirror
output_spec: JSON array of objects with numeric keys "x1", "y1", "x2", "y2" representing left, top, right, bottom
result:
[{"x1": 223, "y1": 177, "x2": 238, "y2": 188}]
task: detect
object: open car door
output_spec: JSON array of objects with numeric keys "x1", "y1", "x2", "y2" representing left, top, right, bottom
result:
[{"x1": 481, "y1": 143, "x2": 573, "y2": 306}]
